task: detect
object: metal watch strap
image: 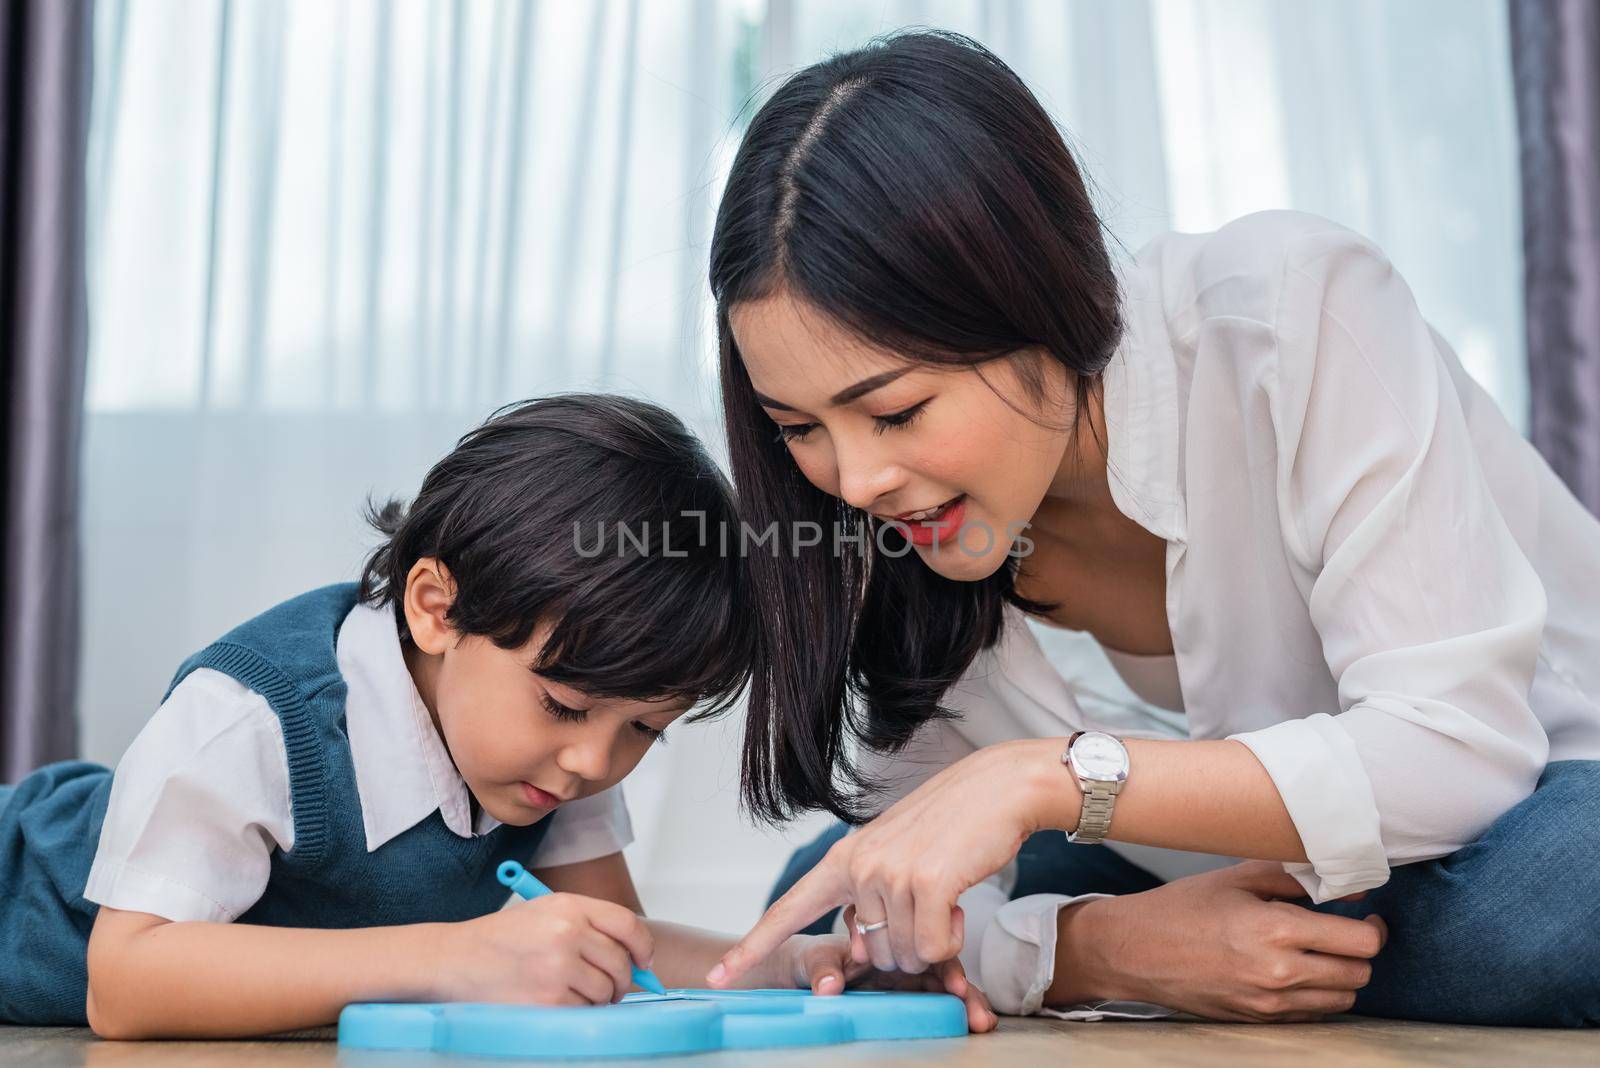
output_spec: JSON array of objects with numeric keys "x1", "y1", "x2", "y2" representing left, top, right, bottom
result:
[{"x1": 1068, "y1": 780, "x2": 1118, "y2": 844}]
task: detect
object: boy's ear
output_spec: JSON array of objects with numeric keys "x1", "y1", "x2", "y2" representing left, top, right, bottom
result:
[{"x1": 403, "y1": 558, "x2": 457, "y2": 655}]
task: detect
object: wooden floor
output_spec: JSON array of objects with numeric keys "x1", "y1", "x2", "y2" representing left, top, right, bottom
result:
[{"x1": 3, "y1": 1017, "x2": 1596, "y2": 1067}]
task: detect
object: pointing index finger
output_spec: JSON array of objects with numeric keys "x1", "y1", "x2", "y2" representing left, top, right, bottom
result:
[{"x1": 707, "y1": 863, "x2": 848, "y2": 987}]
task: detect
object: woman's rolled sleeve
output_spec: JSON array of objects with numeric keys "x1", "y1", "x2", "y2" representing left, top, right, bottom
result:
[
  {"x1": 1240, "y1": 226, "x2": 1549, "y2": 899},
  {"x1": 978, "y1": 892, "x2": 1176, "y2": 1020},
  {"x1": 1228, "y1": 714, "x2": 1386, "y2": 899}
]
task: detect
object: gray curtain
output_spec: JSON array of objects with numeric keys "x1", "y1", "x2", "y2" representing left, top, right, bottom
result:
[
  {"x1": 1, "y1": 0, "x2": 93, "y2": 779},
  {"x1": 1510, "y1": 0, "x2": 1600, "y2": 516}
]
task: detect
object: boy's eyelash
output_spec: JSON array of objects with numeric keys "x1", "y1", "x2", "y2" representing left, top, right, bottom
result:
[
  {"x1": 540, "y1": 692, "x2": 586, "y2": 722},
  {"x1": 633, "y1": 721, "x2": 668, "y2": 744},
  {"x1": 773, "y1": 400, "x2": 931, "y2": 444},
  {"x1": 542, "y1": 692, "x2": 668, "y2": 744}
]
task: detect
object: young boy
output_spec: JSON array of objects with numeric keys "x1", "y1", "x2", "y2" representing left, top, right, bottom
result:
[{"x1": 0, "y1": 394, "x2": 994, "y2": 1037}]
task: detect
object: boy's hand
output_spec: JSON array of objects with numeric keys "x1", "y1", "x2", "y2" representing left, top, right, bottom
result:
[
  {"x1": 781, "y1": 924, "x2": 998, "y2": 1033},
  {"x1": 439, "y1": 893, "x2": 656, "y2": 1006}
]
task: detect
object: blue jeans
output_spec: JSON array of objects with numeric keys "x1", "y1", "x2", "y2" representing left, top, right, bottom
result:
[{"x1": 769, "y1": 760, "x2": 1600, "y2": 1026}]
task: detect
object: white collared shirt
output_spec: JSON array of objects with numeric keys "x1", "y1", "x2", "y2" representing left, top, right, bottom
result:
[
  {"x1": 84, "y1": 601, "x2": 632, "y2": 924},
  {"x1": 860, "y1": 210, "x2": 1600, "y2": 1016}
]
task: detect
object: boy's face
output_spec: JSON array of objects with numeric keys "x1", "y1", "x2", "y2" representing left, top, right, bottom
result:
[{"x1": 402, "y1": 561, "x2": 690, "y2": 826}]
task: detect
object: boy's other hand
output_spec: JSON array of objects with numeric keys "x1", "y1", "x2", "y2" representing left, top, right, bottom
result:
[
  {"x1": 440, "y1": 892, "x2": 655, "y2": 1006},
  {"x1": 782, "y1": 927, "x2": 998, "y2": 1033}
]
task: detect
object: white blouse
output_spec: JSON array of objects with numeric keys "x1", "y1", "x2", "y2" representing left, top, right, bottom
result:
[
  {"x1": 84, "y1": 600, "x2": 633, "y2": 924},
  {"x1": 858, "y1": 210, "x2": 1600, "y2": 1016}
]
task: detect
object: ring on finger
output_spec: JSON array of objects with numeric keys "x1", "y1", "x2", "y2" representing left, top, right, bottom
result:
[{"x1": 854, "y1": 917, "x2": 889, "y2": 935}]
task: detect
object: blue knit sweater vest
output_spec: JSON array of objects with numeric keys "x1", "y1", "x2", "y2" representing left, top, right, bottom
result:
[{"x1": 0, "y1": 583, "x2": 550, "y2": 1025}]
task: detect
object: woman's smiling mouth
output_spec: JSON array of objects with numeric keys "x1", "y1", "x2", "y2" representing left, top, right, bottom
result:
[
  {"x1": 881, "y1": 495, "x2": 968, "y2": 546},
  {"x1": 886, "y1": 494, "x2": 965, "y2": 523}
]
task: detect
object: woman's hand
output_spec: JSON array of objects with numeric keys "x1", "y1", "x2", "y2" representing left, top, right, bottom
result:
[
  {"x1": 710, "y1": 739, "x2": 1064, "y2": 986},
  {"x1": 1054, "y1": 861, "x2": 1386, "y2": 1022},
  {"x1": 782, "y1": 918, "x2": 998, "y2": 1033},
  {"x1": 438, "y1": 893, "x2": 657, "y2": 1006}
]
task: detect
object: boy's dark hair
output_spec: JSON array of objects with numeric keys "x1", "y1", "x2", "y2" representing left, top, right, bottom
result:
[{"x1": 359, "y1": 393, "x2": 751, "y2": 716}]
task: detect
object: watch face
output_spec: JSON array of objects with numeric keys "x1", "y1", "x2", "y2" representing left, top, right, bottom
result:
[{"x1": 1071, "y1": 732, "x2": 1129, "y2": 781}]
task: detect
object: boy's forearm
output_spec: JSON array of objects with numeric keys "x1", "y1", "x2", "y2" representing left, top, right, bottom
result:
[
  {"x1": 88, "y1": 916, "x2": 448, "y2": 1038},
  {"x1": 90, "y1": 914, "x2": 793, "y2": 1037},
  {"x1": 537, "y1": 855, "x2": 795, "y2": 992},
  {"x1": 645, "y1": 921, "x2": 789, "y2": 990}
]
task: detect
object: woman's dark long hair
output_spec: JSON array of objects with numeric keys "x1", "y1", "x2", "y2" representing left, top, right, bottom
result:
[{"x1": 711, "y1": 31, "x2": 1123, "y2": 824}]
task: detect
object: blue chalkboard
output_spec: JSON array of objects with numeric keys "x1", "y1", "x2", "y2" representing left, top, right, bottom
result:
[{"x1": 338, "y1": 988, "x2": 968, "y2": 1058}]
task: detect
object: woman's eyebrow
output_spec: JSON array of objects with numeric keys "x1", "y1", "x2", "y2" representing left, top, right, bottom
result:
[
  {"x1": 832, "y1": 367, "x2": 913, "y2": 404},
  {"x1": 754, "y1": 367, "x2": 913, "y2": 412},
  {"x1": 753, "y1": 391, "x2": 797, "y2": 411}
]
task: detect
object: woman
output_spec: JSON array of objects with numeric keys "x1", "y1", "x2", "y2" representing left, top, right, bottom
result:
[{"x1": 702, "y1": 31, "x2": 1600, "y2": 1026}]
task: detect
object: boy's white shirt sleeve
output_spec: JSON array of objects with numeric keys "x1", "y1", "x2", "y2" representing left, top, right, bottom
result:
[
  {"x1": 84, "y1": 668, "x2": 293, "y2": 924},
  {"x1": 529, "y1": 785, "x2": 634, "y2": 868}
]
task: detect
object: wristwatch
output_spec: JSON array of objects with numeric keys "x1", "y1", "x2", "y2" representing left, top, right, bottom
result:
[{"x1": 1062, "y1": 731, "x2": 1129, "y2": 844}]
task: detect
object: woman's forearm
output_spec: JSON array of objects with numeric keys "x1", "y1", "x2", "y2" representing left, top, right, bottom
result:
[
  {"x1": 1020, "y1": 737, "x2": 1308, "y2": 862},
  {"x1": 1044, "y1": 898, "x2": 1124, "y2": 1006},
  {"x1": 87, "y1": 909, "x2": 446, "y2": 1039},
  {"x1": 707, "y1": 736, "x2": 1311, "y2": 990}
]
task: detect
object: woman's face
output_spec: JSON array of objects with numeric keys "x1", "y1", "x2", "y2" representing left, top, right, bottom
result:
[{"x1": 731, "y1": 292, "x2": 1077, "y2": 581}]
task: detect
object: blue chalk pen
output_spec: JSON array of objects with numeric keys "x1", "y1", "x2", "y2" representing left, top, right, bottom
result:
[{"x1": 498, "y1": 860, "x2": 668, "y2": 996}]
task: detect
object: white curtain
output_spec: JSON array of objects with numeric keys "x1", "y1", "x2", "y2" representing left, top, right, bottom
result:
[{"x1": 82, "y1": 0, "x2": 1524, "y2": 928}]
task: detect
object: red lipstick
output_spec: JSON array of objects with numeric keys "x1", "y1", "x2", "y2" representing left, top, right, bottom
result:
[{"x1": 895, "y1": 496, "x2": 967, "y2": 547}]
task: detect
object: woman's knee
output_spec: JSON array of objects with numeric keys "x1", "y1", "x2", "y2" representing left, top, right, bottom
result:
[{"x1": 1353, "y1": 760, "x2": 1600, "y2": 1025}]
